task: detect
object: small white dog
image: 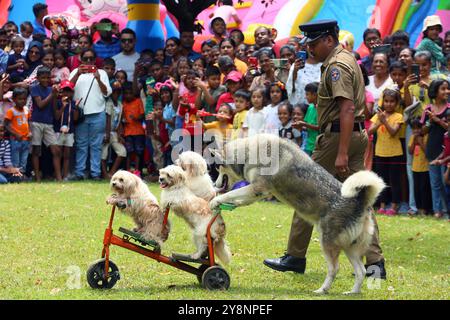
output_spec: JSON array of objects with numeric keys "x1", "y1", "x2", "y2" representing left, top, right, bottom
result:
[
  {"x1": 176, "y1": 151, "x2": 216, "y2": 201},
  {"x1": 159, "y1": 165, "x2": 231, "y2": 264},
  {"x1": 107, "y1": 170, "x2": 170, "y2": 246}
]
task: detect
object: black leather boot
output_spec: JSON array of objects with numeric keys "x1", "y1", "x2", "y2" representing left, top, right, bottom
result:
[{"x1": 263, "y1": 253, "x2": 306, "y2": 273}]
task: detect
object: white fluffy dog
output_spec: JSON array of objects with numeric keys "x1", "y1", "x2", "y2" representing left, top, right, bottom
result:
[
  {"x1": 176, "y1": 151, "x2": 216, "y2": 201},
  {"x1": 107, "y1": 170, "x2": 170, "y2": 246},
  {"x1": 159, "y1": 165, "x2": 231, "y2": 264}
]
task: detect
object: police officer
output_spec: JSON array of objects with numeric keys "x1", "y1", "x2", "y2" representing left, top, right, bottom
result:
[{"x1": 264, "y1": 20, "x2": 387, "y2": 278}]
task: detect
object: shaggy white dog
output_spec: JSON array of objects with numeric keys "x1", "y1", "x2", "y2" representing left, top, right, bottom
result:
[
  {"x1": 159, "y1": 165, "x2": 231, "y2": 264},
  {"x1": 176, "y1": 151, "x2": 216, "y2": 201},
  {"x1": 106, "y1": 170, "x2": 170, "y2": 245}
]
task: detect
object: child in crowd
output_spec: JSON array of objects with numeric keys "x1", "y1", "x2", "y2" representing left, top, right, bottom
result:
[
  {"x1": 51, "y1": 49, "x2": 70, "y2": 84},
  {"x1": 242, "y1": 86, "x2": 266, "y2": 137},
  {"x1": 408, "y1": 118, "x2": 432, "y2": 215},
  {"x1": 264, "y1": 81, "x2": 287, "y2": 135},
  {"x1": 122, "y1": 82, "x2": 145, "y2": 176},
  {"x1": 369, "y1": 88, "x2": 404, "y2": 215},
  {"x1": 292, "y1": 104, "x2": 308, "y2": 151},
  {"x1": 7, "y1": 36, "x2": 27, "y2": 82},
  {"x1": 159, "y1": 84, "x2": 176, "y2": 151},
  {"x1": 41, "y1": 50, "x2": 55, "y2": 70},
  {"x1": 30, "y1": 67, "x2": 62, "y2": 182},
  {"x1": 102, "y1": 81, "x2": 126, "y2": 179},
  {"x1": 421, "y1": 80, "x2": 450, "y2": 218},
  {"x1": 114, "y1": 70, "x2": 128, "y2": 85},
  {"x1": 53, "y1": 80, "x2": 80, "y2": 180},
  {"x1": 4, "y1": 87, "x2": 31, "y2": 175},
  {"x1": 0, "y1": 123, "x2": 22, "y2": 183},
  {"x1": 193, "y1": 57, "x2": 206, "y2": 79},
  {"x1": 300, "y1": 82, "x2": 319, "y2": 156},
  {"x1": 0, "y1": 73, "x2": 13, "y2": 124},
  {"x1": 19, "y1": 22, "x2": 33, "y2": 51},
  {"x1": 232, "y1": 89, "x2": 250, "y2": 139},
  {"x1": 178, "y1": 70, "x2": 202, "y2": 153},
  {"x1": 216, "y1": 70, "x2": 244, "y2": 112},
  {"x1": 278, "y1": 101, "x2": 302, "y2": 145},
  {"x1": 195, "y1": 66, "x2": 226, "y2": 123},
  {"x1": 103, "y1": 58, "x2": 116, "y2": 84},
  {"x1": 203, "y1": 102, "x2": 233, "y2": 146},
  {"x1": 148, "y1": 100, "x2": 171, "y2": 168}
]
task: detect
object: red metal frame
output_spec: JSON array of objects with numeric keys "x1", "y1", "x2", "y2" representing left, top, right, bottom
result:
[{"x1": 101, "y1": 205, "x2": 221, "y2": 281}]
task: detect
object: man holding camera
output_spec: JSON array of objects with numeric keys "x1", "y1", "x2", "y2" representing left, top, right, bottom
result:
[{"x1": 93, "y1": 19, "x2": 122, "y2": 60}]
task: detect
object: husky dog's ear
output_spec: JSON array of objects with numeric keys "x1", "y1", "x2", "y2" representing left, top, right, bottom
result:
[{"x1": 210, "y1": 149, "x2": 225, "y2": 164}]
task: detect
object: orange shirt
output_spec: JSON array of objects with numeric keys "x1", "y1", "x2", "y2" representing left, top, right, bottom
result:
[
  {"x1": 122, "y1": 98, "x2": 145, "y2": 137},
  {"x1": 4, "y1": 106, "x2": 31, "y2": 140}
]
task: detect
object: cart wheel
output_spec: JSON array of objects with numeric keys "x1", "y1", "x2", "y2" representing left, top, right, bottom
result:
[
  {"x1": 201, "y1": 266, "x2": 230, "y2": 290},
  {"x1": 87, "y1": 259, "x2": 120, "y2": 289},
  {"x1": 197, "y1": 264, "x2": 210, "y2": 284}
]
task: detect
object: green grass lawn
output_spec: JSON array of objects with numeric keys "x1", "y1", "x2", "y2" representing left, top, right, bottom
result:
[{"x1": 0, "y1": 182, "x2": 449, "y2": 300}]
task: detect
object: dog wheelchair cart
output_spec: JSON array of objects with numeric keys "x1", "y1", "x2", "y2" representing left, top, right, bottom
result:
[{"x1": 87, "y1": 203, "x2": 236, "y2": 290}]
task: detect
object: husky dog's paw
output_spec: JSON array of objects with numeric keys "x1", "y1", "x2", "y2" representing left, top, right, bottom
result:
[
  {"x1": 343, "y1": 290, "x2": 361, "y2": 295},
  {"x1": 209, "y1": 198, "x2": 220, "y2": 210},
  {"x1": 313, "y1": 288, "x2": 328, "y2": 295}
]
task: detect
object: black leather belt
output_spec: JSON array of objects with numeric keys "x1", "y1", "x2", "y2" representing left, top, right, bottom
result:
[{"x1": 330, "y1": 121, "x2": 364, "y2": 133}]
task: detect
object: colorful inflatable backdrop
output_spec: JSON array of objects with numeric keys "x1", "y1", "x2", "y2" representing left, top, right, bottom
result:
[{"x1": 2, "y1": 0, "x2": 449, "y2": 55}]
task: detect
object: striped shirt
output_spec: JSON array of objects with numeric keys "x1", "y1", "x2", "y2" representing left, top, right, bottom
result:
[
  {"x1": 0, "y1": 139, "x2": 12, "y2": 167},
  {"x1": 93, "y1": 38, "x2": 122, "y2": 59}
]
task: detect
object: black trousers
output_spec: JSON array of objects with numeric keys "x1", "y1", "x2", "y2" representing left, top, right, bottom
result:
[
  {"x1": 374, "y1": 155, "x2": 403, "y2": 204},
  {"x1": 413, "y1": 171, "x2": 433, "y2": 212}
]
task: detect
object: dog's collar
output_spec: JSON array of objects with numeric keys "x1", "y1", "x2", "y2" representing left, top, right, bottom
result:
[{"x1": 127, "y1": 198, "x2": 132, "y2": 206}]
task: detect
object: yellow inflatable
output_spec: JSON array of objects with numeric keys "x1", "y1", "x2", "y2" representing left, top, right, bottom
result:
[
  {"x1": 339, "y1": 30, "x2": 355, "y2": 52},
  {"x1": 243, "y1": 23, "x2": 273, "y2": 45}
]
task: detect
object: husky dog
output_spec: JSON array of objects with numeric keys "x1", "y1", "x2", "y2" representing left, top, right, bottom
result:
[
  {"x1": 210, "y1": 134, "x2": 385, "y2": 294},
  {"x1": 176, "y1": 151, "x2": 216, "y2": 201},
  {"x1": 159, "y1": 165, "x2": 231, "y2": 264}
]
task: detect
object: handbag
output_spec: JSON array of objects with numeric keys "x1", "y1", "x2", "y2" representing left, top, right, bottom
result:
[{"x1": 75, "y1": 76, "x2": 96, "y2": 125}]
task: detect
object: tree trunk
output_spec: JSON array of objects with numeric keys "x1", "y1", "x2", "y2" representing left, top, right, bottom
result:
[{"x1": 162, "y1": 0, "x2": 218, "y2": 33}]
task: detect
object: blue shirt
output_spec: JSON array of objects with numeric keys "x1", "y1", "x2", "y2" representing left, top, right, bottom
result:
[
  {"x1": 54, "y1": 101, "x2": 76, "y2": 133},
  {"x1": 163, "y1": 103, "x2": 176, "y2": 135},
  {"x1": 30, "y1": 84, "x2": 54, "y2": 124},
  {"x1": 0, "y1": 49, "x2": 7, "y2": 74},
  {"x1": 32, "y1": 19, "x2": 46, "y2": 35},
  {"x1": 93, "y1": 38, "x2": 122, "y2": 59}
]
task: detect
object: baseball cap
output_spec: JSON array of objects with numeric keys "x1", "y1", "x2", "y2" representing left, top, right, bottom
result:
[
  {"x1": 224, "y1": 71, "x2": 243, "y2": 83},
  {"x1": 60, "y1": 80, "x2": 75, "y2": 91}
]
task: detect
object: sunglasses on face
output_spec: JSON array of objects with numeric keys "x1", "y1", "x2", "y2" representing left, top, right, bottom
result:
[
  {"x1": 29, "y1": 50, "x2": 40, "y2": 55},
  {"x1": 82, "y1": 56, "x2": 95, "y2": 62}
]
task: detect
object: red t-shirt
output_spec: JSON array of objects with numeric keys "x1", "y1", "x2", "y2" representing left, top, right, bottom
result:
[
  {"x1": 123, "y1": 98, "x2": 145, "y2": 137},
  {"x1": 216, "y1": 92, "x2": 235, "y2": 112},
  {"x1": 178, "y1": 90, "x2": 202, "y2": 136}
]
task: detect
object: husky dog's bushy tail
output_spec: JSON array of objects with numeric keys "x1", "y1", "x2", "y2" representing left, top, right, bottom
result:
[
  {"x1": 214, "y1": 239, "x2": 232, "y2": 265},
  {"x1": 341, "y1": 171, "x2": 385, "y2": 208}
]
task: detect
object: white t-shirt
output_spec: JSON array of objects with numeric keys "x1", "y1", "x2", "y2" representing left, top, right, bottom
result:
[
  {"x1": 243, "y1": 107, "x2": 265, "y2": 137},
  {"x1": 366, "y1": 75, "x2": 394, "y2": 110},
  {"x1": 70, "y1": 68, "x2": 112, "y2": 115},
  {"x1": 112, "y1": 51, "x2": 140, "y2": 81},
  {"x1": 263, "y1": 103, "x2": 282, "y2": 135},
  {"x1": 211, "y1": 5, "x2": 238, "y2": 25},
  {"x1": 286, "y1": 62, "x2": 322, "y2": 105}
]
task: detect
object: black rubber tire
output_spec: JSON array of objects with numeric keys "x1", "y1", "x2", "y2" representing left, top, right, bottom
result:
[
  {"x1": 86, "y1": 259, "x2": 120, "y2": 289},
  {"x1": 197, "y1": 264, "x2": 210, "y2": 284},
  {"x1": 201, "y1": 266, "x2": 230, "y2": 290}
]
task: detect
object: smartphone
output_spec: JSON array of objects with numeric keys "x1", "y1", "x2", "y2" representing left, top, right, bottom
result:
[
  {"x1": 411, "y1": 64, "x2": 420, "y2": 83},
  {"x1": 272, "y1": 59, "x2": 288, "y2": 69},
  {"x1": 84, "y1": 65, "x2": 97, "y2": 73},
  {"x1": 96, "y1": 23, "x2": 112, "y2": 32},
  {"x1": 296, "y1": 51, "x2": 308, "y2": 61},
  {"x1": 248, "y1": 56, "x2": 258, "y2": 68},
  {"x1": 373, "y1": 44, "x2": 391, "y2": 54}
]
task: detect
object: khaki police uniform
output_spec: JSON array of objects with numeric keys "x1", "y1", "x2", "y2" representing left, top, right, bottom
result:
[{"x1": 286, "y1": 44, "x2": 384, "y2": 265}]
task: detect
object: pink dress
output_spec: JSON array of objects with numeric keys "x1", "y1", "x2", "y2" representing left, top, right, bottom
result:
[
  {"x1": 52, "y1": 67, "x2": 70, "y2": 84},
  {"x1": 364, "y1": 90, "x2": 375, "y2": 170}
]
